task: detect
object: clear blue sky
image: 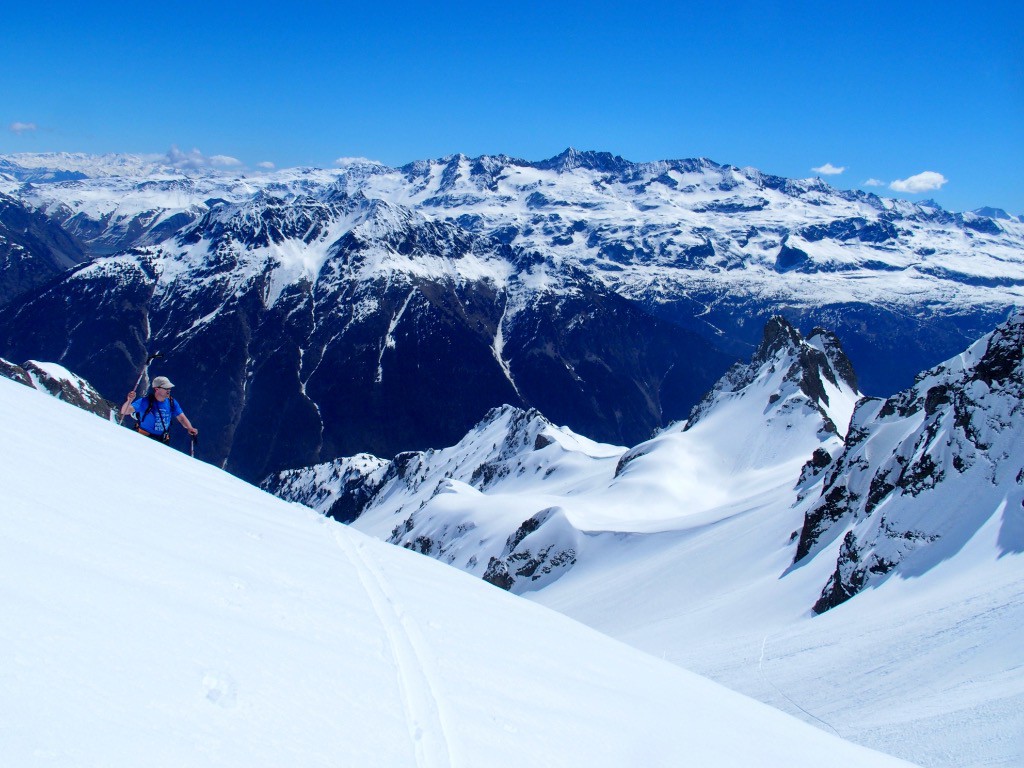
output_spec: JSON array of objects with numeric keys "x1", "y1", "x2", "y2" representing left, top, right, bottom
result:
[{"x1": 3, "y1": 1, "x2": 1022, "y2": 213}]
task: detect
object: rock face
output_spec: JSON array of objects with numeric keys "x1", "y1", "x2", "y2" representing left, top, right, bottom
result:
[
  {"x1": 0, "y1": 192, "x2": 85, "y2": 305},
  {"x1": 480, "y1": 507, "x2": 580, "y2": 591},
  {"x1": 261, "y1": 454, "x2": 389, "y2": 524},
  {"x1": 796, "y1": 310, "x2": 1024, "y2": 612},
  {"x1": 684, "y1": 316, "x2": 859, "y2": 438},
  {"x1": 0, "y1": 358, "x2": 115, "y2": 419}
]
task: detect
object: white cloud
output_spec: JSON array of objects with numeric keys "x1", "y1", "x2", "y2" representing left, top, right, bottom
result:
[
  {"x1": 863, "y1": 179, "x2": 885, "y2": 187},
  {"x1": 890, "y1": 171, "x2": 948, "y2": 193},
  {"x1": 335, "y1": 156, "x2": 382, "y2": 167},
  {"x1": 256, "y1": 161, "x2": 275, "y2": 169},
  {"x1": 812, "y1": 162, "x2": 845, "y2": 175},
  {"x1": 10, "y1": 121, "x2": 38, "y2": 134},
  {"x1": 165, "y1": 145, "x2": 243, "y2": 170},
  {"x1": 165, "y1": 145, "x2": 208, "y2": 169},
  {"x1": 209, "y1": 154, "x2": 242, "y2": 167}
]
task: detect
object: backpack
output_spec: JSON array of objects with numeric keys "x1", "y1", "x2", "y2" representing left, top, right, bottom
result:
[{"x1": 138, "y1": 393, "x2": 175, "y2": 437}]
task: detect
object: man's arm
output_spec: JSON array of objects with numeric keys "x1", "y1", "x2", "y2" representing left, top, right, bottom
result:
[
  {"x1": 176, "y1": 412, "x2": 198, "y2": 437},
  {"x1": 120, "y1": 391, "x2": 138, "y2": 417}
]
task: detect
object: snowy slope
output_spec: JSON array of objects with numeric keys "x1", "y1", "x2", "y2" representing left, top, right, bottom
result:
[
  {"x1": 0, "y1": 375, "x2": 916, "y2": 768},
  {"x1": 531, "y1": 317, "x2": 1024, "y2": 767},
  {"x1": 0, "y1": 357, "x2": 114, "y2": 418},
  {"x1": 271, "y1": 315, "x2": 1024, "y2": 766}
]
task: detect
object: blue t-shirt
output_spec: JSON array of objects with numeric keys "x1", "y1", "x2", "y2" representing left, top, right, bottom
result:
[{"x1": 132, "y1": 395, "x2": 184, "y2": 435}]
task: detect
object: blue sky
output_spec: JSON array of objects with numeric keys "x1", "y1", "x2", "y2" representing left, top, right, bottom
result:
[{"x1": 3, "y1": 1, "x2": 1022, "y2": 213}]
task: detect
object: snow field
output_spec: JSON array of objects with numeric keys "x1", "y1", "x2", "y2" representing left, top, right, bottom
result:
[{"x1": 0, "y1": 377, "x2": 916, "y2": 767}]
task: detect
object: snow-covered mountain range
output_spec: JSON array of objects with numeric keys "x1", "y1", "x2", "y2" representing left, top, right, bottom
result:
[
  {"x1": 0, "y1": 149, "x2": 1021, "y2": 483},
  {"x1": 0, "y1": 373, "x2": 919, "y2": 768},
  {"x1": 265, "y1": 316, "x2": 860, "y2": 592},
  {"x1": 267, "y1": 312, "x2": 1024, "y2": 766}
]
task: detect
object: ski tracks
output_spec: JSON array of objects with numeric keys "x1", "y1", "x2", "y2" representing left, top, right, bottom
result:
[
  {"x1": 758, "y1": 634, "x2": 842, "y2": 738},
  {"x1": 333, "y1": 528, "x2": 454, "y2": 768}
]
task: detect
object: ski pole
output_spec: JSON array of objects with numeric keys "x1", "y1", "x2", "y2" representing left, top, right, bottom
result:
[
  {"x1": 190, "y1": 433, "x2": 198, "y2": 458},
  {"x1": 118, "y1": 351, "x2": 164, "y2": 425}
]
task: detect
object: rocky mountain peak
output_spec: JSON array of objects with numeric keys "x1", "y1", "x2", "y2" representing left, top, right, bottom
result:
[
  {"x1": 687, "y1": 316, "x2": 860, "y2": 436},
  {"x1": 795, "y1": 310, "x2": 1024, "y2": 612},
  {"x1": 971, "y1": 309, "x2": 1023, "y2": 388},
  {"x1": 534, "y1": 148, "x2": 633, "y2": 175},
  {"x1": 806, "y1": 328, "x2": 859, "y2": 392},
  {"x1": 753, "y1": 315, "x2": 804, "y2": 363}
]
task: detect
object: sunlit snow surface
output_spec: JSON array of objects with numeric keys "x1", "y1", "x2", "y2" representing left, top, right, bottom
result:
[
  {"x1": 0, "y1": 377, "x2": 916, "y2": 768},
  {"x1": 336, "y1": 321, "x2": 1024, "y2": 767}
]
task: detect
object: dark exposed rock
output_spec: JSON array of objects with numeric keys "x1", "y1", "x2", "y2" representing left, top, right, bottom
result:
[
  {"x1": 804, "y1": 311, "x2": 1024, "y2": 613},
  {"x1": 796, "y1": 447, "x2": 833, "y2": 491},
  {"x1": 0, "y1": 192, "x2": 86, "y2": 306},
  {"x1": 483, "y1": 557, "x2": 515, "y2": 590},
  {"x1": 813, "y1": 532, "x2": 866, "y2": 613},
  {"x1": 796, "y1": 484, "x2": 853, "y2": 562},
  {"x1": 0, "y1": 357, "x2": 115, "y2": 419},
  {"x1": 0, "y1": 357, "x2": 31, "y2": 386},
  {"x1": 533, "y1": 433, "x2": 555, "y2": 450},
  {"x1": 774, "y1": 241, "x2": 810, "y2": 272}
]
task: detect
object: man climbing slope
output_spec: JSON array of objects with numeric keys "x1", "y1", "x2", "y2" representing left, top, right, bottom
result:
[{"x1": 120, "y1": 375, "x2": 199, "y2": 444}]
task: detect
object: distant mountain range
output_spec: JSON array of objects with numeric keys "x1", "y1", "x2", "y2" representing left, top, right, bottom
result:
[{"x1": 1, "y1": 149, "x2": 1021, "y2": 482}]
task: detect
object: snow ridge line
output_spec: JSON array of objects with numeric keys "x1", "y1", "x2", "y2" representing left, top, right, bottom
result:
[
  {"x1": 333, "y1": 529, "x2": 454, "y2": 768},
  {"x1": 758, "y1": 635, "x2": 842, "y2": 738}
]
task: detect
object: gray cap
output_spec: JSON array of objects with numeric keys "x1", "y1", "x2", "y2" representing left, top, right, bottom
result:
[{"x1": 152, "y1": 375, "x2": 175, "y2": 389}]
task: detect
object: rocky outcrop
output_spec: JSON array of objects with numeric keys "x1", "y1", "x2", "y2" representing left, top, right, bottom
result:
[
  {"x1": 797, "y1": 310, "x2": 1024, "y2": 612},
  {"x1": 0, "y1": 192, "x2": 85, "y2": 306},
  {"x1": 481, "y1": 507, "x2": 579, "y2": 592},
  {"x1": 260, "y1": 454, "x2": 389, "y2": 523},
  {"x1": 684, "y1": 316, "x2": 860, "y2": 438},
  {"x1": 0, "y1": 358, "x2": 115, "y2": 419}
]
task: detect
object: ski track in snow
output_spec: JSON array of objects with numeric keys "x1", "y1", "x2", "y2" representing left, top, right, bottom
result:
[
  {"x1": 332, "y1": 529, "x2": 454, "y2": 768},
  {"x1": 759, "y1": 634, "x2": 842, "y2": 739}
]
